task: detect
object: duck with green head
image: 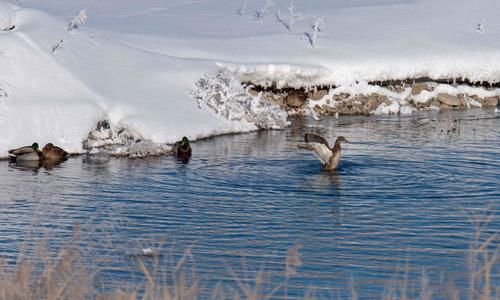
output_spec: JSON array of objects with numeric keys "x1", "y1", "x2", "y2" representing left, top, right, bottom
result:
[
  {"x1": 172, "y1": 136, "x2": 192, "y2": 159},
  {"x1": 8, "y1": 142, "x2": 43, "y2": 161}
]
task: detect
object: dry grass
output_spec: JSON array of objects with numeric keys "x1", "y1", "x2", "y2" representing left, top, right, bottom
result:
[
  {"x1": 0, "y1": 218, "x2": 497, "y2": 300},
  {"x1": 0, "y1": 226, "x2": 93, "y2": 300},
  {"x1": 382, "y1": 209, "x2": 499, "y2": 300},
  {"x1": 467, "y1": 209, "x2": 499, "y2": 300}
]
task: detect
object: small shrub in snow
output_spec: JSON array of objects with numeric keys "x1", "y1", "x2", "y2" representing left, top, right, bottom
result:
[
  {"x1": 307, "y1": 18, "x2": 324, "y2": 48},
  {"x1": 275, "y1": 10, "x2": 290, "y2": 31},
  {"x1": 0, "y1": 1, "x2": 16, "y2": 31},
  {"x1": 476, "y1": 18, "x2": 485, "y2": 34},
  {"x1": 0, "y1": 87, "x2": 7, "y2": 99},
  {"x1": 287, "y1": 1, "x2": 299, "y2": 31},
  {"x1": 67, "y1": 9, "x2": 88, "y2": 32},
  {"x1": 254, "y1": 0, "x2": 275, "y2": 20},
  {"x1": 191, "y1": 70, "x2": 289, "y2": 130},
  {"x1": 236, "y1": 0, "x2": 248, "y2": 16},
  {"x1": 51, "y1": 39, "x2": 63, "y2": 53}
]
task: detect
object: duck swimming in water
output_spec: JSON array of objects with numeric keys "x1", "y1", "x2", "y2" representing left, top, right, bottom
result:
[
  {"x1": 8, "y1": 143, "x2": 43, "y2": 161},
  {"x1": 42, "y1": 143, "x2": 68, "y2": 160},
  {"x1": 298, "y1": 133, "x2": 349, "y2": 171},
  {"x1": 8, "y1": 143, "x2": 69, "y2": 168},
  {"x1": 172, "y1": 136, "x2": 192, "y2": 160}
]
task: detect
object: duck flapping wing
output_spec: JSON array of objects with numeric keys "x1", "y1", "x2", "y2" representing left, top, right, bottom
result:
[{"x1": 304, "y1": 133, "x2": 330, "y2": 148}]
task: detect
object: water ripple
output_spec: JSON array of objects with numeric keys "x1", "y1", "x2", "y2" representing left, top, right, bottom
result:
[{"x1": 0, "y1": 109, "x2": 498, "y2": 298}]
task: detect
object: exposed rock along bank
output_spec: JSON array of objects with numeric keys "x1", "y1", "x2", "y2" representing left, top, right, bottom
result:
[{"x1": 246, "y1": 80, "x2": 500, "y2": 116}]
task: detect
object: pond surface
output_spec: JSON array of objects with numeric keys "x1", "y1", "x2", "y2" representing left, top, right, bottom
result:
[{"x1": 0, "y1": 109, "x2": 499, "y2": 298}]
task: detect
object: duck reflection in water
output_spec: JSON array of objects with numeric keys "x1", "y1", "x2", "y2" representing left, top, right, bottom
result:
[{"x1": 299, "y1": 169, "x2": 342, "y2": 191}]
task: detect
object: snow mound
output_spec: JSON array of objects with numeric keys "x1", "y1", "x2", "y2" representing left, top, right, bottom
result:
[
  {"x1": 192, "y1": 70, "x2": 290, "y2": 130},
  {"x1": 0, "y1": 1, "x2": 15, "y2": 30},
  {"x1": 83, "y1": 120, "x2": 170, "y2": 158}
]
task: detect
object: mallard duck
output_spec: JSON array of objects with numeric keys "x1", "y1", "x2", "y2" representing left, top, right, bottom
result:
[
  {"x1": 42, "y1": 143, "x2": 68, "y2": 160},
  {"x1": 298, "y1": 133, "x2": 349, "y2": 171},
  {"x1": 8, "y1": 143, "x2": 43, "y2": 161},
  {"x1": 172, "y1": 136, "x2": 192, "y2": 159}
]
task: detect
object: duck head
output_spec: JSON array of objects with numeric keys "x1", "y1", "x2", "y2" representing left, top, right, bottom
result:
[
  {"x1": 32, "y1": 142, "x2": 40, "y2": 150},
  {"x1": 181, "y1": 136, "x2": 190, "y2": 148},
  {"x1": 335, "y1": 136, "x2": 349, "y2": 146}
]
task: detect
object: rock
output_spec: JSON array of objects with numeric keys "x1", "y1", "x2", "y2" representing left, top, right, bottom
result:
[
  {"x1": 286, "y1": 91, "x2": 306, "y2": 108},
  {"x1": 366, "y1": 98, "x2": 380, "y2": 111},
  {"x1": 96, "y1": 120, "x2": 111, "y2": 130},
  {"x1": 436, "y1": 93, "x2": 462, "y2": 107},
  {"x1": 336, "y1": 93, "x2": 350, "y2": 100},
  {"x1": 351, "y1": 94, "x2": 382, "y2": 111},
  {"x1": 321, "y1": 105, "x2": 335, "y2": 115},
  {"x1": 261, "y1": 91, "x2": 286, "y2": 106},
  {"x1": 308, "y1": 89, "x2": 328, "y2": 100},
  {"x1": 481, "y1": 97, "x2": 498, "y2": 107},
  {"x1": 352, "y1": 94, "x2": 367, "y2": 104},
  {"x1": 459, "y1": 96, "x2": 468, "y2": 107},
  {"x1": 411, "y1": 83, "x2": 431, "y2": 95},
  {"x1": 386, "y1": 84, "x2": 405, "y2": 93},
  {"x1": 378, "y1": 95, "x2": 391, "y2": 105},
  {"x1": 248, "y1": 88, "x2": 259, "y2": 97},
  {"x1": 464, "y1": 96, "x2": 482, "y2": 108},
  {"x1": 429, "y1": 99, "x2": 441, "y2": 108}
]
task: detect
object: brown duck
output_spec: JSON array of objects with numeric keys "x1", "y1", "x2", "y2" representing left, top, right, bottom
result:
[
  {"x1": 298, "y1": 133, "x2": 349, "y2": 171},
  {"x1": 42, "y1": 143, "x2": 68, "y2": 160},
  {"x1": 172, "y1": 136, "x2": 192, "y2": 159}
]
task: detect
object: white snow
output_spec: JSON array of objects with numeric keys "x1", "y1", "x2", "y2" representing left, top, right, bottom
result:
[
  {"x1": 374, "y1": 101, "x2": 400, "y2": 115},
  {"x1": 192, "y1": 70, "x2": 289, "y2": 130},
  {"x1": 1, "y1": 0, "x2": 500, "y2": 157},
  {"x1": 412, "y1": 84, "x2": 500, "y2": 104}
]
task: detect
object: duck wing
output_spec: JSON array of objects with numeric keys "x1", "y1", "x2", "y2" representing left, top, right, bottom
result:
[
  {"x1": 53, "y1": 146, "x2": 68, "y2": 157},
  {"x1": 171, "y1": 141, "x2": 181, "y2": 154},
  {"x1": 8, "y1": 146, "x2": 35, "y2": 156},
  {"x1": 304, "y1": 133, "x2": 330, "y2": 148},
  {"x1": 42, "y1": 145, "x2": 68, "y2": 159},
  {"x1": 298, "y1": 142, "x2": 332, "y2": 165}
]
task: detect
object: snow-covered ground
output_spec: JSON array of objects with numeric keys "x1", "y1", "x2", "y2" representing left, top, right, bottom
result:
[{"x1": 1, "y1": 0, "x2": 499, "y2": 157}]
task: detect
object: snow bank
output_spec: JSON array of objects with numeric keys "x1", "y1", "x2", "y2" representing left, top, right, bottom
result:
[
  {"x1": 0, "y1": 5, "x2": 260, "y2": 158},
  {"x1": 218, "y1": 63, "x2": 332, "y2": 89}
]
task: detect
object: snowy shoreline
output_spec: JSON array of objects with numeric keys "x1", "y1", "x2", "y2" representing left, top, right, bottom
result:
[{"x1": 2, "y1": 0, "x2": 500, "y2": 158}]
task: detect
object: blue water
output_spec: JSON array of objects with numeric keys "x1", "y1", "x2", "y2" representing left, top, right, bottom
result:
[{"x1": 0, "y1": 109, "x2": 498, "y2": 298}]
